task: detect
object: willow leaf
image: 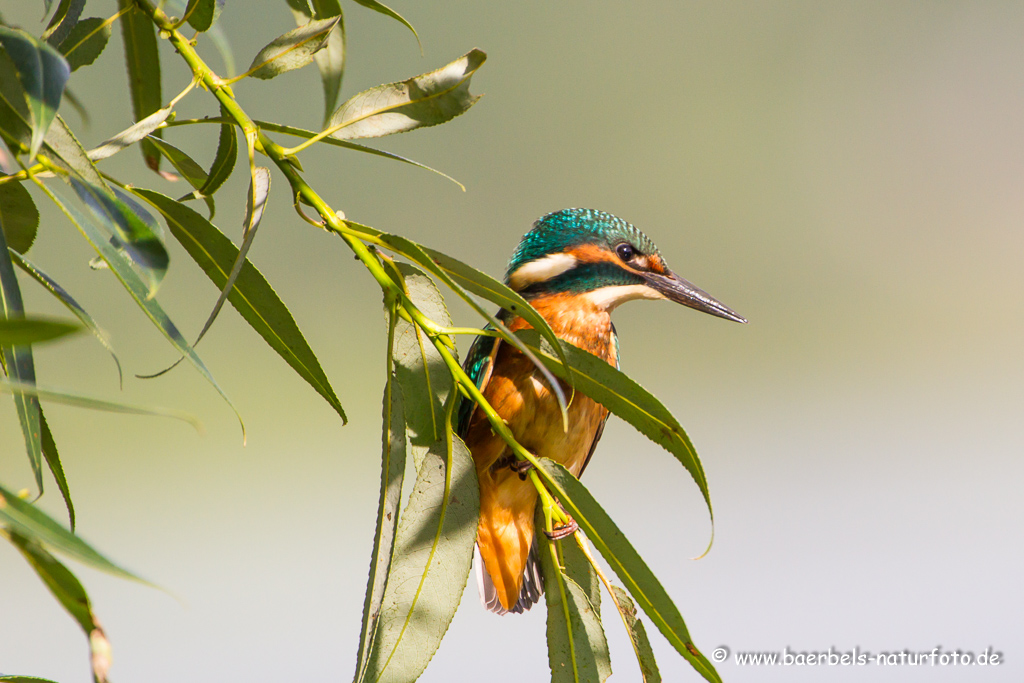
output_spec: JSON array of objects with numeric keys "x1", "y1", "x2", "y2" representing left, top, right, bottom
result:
[
  {"x1": 7, "y1": 533, "x2": 113, "y2": 682},
  {"x1": 69, "y1": 177, "x2": 169, "y2": 297},
  {"x1": 39, "y1": 409, "x2": 74, "y2": 530},
  {"x1": 519, "y1": 331, "x2": 711, "y2": 520},
  {"x1": 0, "y1": 317, "x2": 79, "y2": 345},
  {"x1": 39, "y1": 184, "x2": 241, "y2": 436},
  {"x1": 185, "y1": 0, "x2": 224, "y2": 33},
  {"x1": 254, "y1": 119, "x2": 462, "y2": 189},
  {"x1": 58, "y1": 16, "x2": 112, "y2": 71},
  {"x1": 134, "y1": 188, "x2": 345, "y2": 422},
  {"x1": 196, "y1": 104, "x2": 237, "y2": 198},
  {"x1": 43, "y1": 114, "x2": 105, "y2": 186},
  {"x1": 352, "y1": 227, "x2": 568, "y2": 425},
  {"x1": 353, "y1": 337, "x2": 407, "y2": 682},
  {"x1": 0, "y1": 26, "x2": 70, "y2": 159},
  {"x1": 0, "y1": 481, "x2": 147, "y2": 583},
  {"x1": 10, "y1": 250, "x2": 123, "y2": 385},
  {"x1": 145, "y1": 136, "x2": 216, "y2": 217},
  {"x1": 610, "y1": 585, "x2": 662, "y2": 683},
  {"x1": 351, "y1": 0, "x2": 419, "y2": 50},
  {"x1": 118, "y1": 0, "x2": 163, "y2": 171},
  {"x1": 362, "y1": 421, "x2": 478, "y2": 683},
  {"x1": 0, "y1": 180, "x2": 39, "y2": 253},
  {"x1": 540, "y1": 534, "x2": 612, "y2": 683},
  {"x1": 0, "y1": 214, "x2": 42, "y2": 491},
  {"x1": 87, "y1": 105, "x2": 174, "y2": 162},
  {"x1": 535, "y1": 460, "x2": 721, "y2": 683},
  {"x1": 289, "y1": 0, "x2": 346, "y2": 126},
  {"x1": 42, "y1": 0, "x2": 86, "y2": 46},
  {"x1": 391, "y1": 262, "x2": 455, "y2": 470},
  {"x1": 327, "y1": 49, "x2": 483, "y2": 140},
  {"x1": 245, "y1": 16, "x2": 340, "y2": 80}
]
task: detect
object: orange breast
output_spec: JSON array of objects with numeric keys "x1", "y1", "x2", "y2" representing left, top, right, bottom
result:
[{"x1": 466, "y1": 293, "x2": 617, "y2": 611}]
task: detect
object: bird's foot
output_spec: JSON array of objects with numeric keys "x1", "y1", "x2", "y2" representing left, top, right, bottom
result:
[
  {"x1": 544, "y1": 516, "x2": 578, "y2": 540},
  {"x1": 509, "y1": 459, "x2": 534, "y2": 481}
]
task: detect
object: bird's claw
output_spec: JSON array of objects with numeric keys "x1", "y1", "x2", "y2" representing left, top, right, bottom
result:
[
  {"x1": 509, "y1": 459, "x2": 533, "y2": 481},
  {"x1": 544, "y1": 517, "x2": 578, "y2": 540}
]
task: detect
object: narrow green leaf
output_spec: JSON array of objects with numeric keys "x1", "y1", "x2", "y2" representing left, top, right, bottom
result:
[
  {"x1": 540, "y1": 534, "x2": 612, "y2": 683},
  {"x1": 610, "y1": 585, "x2": 662, "y2": 683},
  {"x1": 353, "y1": 359, "x2": 407, "y2": 683},
  {"x1": 0, "y1": 180, "x2": 39, "y2": 253},
  {"x1": 342, "y1": 223, "x2": 570, "y2": 425},
  {"x1": 0, "y1": 218, "x2": 43, "y2": 493},
  {"x1": 0, "y1": 26, "x2": 70, "y2": 159},
  {"x1": 392, "y1": 262, "x2": 455, "y2": 470},
  {"x1": 519, "y1": 331, "x2": 712, "y2": 520},
  {"x1": 289, "y1": 0, "x2": 346, "y2": 126},
  {"x1": 536, "y1": 460, "x2": 721, "y2": 683},
  {"x1": 134, "y1": 188, "x2": 345, "y2": 422},
  {"x1": 197, "y1": 164, "x2": 268, "y2": 339},
  {"x1": 362, "y1": 419, "x2": 478, "y2": 683},
  {"x1": 38, "y1": 183, "x2": 241, "y2": 437},
  {"x1": 9, "y1": 531, "x2": 93, "y2": 630},
  {"x1": 111, "y1": 184, "x2": 164, "y2": 240},
  {"x1": 0, "y1": 676, "x2": 62, "y2": 683},
  {"x1": 43, "y1": 113, "x2": 105, "y2": 186},
  {"x1": 69, "y1": 177, "x2": 169, "y2": 297},
  {"x1": 185, "y1": 0, "x2": 224, "y2": 33},
  {"x1": 141, "y1": 167, "x2": 268, "y2": 379},
  {"x1": 58, "y1": 17, "x2": 112, "y2": 71},
  {"x1": 312, "y1": 1, "x2": 345, "y2": 127},
  {"x1": 7, "y1": 532, "x2": 114, "y2": 682},
  {"x1": 10, "y1": 250, "x2": 123, "y2": 386},
  {"x1": 39, "y1": 409, "x2": 74, "y2": 530},
  {"x1": 0, "y1": 377, "x2": 202, "y2": 430},
  {"x1": 118, "y1": 0, "x2": 163, "y2": 171},
  {"x1": 0, "y1": 317, "x2": 80, "y2": 345},
  {"x1": 0, "y1": 482, "x2": 147, "y2": 582},
  {"x1": 351, "y1": 0, "x2": 419, "y2": 50},
  {"x1": 245, "y1": 15, "x2": 340, "y2": 80},
  {"x1": 145, "y1": 135, "x2": 216, "y2": 217},
  {"x1": 146, "y1": 135, "x2": 209, "y2": 187},
  {"x1": 418, "y1": 243, "x2": 572, "y2": 379},
  {"x1": 0, "y1": 47, "x2": 33, "y2": 153},
  {"x1": 86, "y1": 105, "x2": 173, "y2": 162},
  {"x1": 255, "y1": 119, "x2": 463, "y2": 189},
  {"x1": 327, "y1": 48, "x2": 484, "y2": 140},
  {"x1": 284, "y1": 0, "x2": 313, "y2": 15},
  {"x1": 42, "y1": 0, "x2": 85, "y2": 47},
  {"x1": 562, "y1": 531, "x2": 601, "y2": 616},
  {"x1": 196, "y1": 105, "x2": 237, "y2": 198}
]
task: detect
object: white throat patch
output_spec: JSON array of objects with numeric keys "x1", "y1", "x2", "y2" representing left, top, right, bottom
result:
[
  {"x1": 583, "y1": 283, "x2": 664, "y2": 311},
  {"x1": 507, "y1": 253, "x2": 578, "y2": 290}
]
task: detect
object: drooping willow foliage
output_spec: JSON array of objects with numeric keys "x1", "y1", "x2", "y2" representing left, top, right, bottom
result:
[{"x1": 0, "y1": 2, "x2": 723, "y2": 681}]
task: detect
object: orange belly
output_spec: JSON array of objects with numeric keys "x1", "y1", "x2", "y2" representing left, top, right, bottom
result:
[{"x1": 466, "y1": 301, "x2": 615, "y2": 611}]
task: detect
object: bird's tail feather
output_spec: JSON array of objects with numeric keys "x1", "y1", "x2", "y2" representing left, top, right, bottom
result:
[{"x1": 475, "y1": 542, "x2": 544, "y2": 615}]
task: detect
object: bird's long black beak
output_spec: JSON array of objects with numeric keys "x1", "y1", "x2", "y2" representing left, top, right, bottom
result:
[{"x1": 643, "y1": 270, "x2": 747, "y2": 323}]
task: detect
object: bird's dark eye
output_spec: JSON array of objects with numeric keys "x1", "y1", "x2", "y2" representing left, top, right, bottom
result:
[{"x1": 616, "y1": 243, "x2": 636, "y2": 262}]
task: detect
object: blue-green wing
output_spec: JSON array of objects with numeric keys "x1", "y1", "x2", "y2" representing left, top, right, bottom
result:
[{"x1": 456, "y1": 329, "x2": 500, "y2": 438}]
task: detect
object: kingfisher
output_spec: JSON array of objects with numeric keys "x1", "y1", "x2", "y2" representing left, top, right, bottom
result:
[{"x1": 456, "y1": 208, "x2": 746, "y2": 615}]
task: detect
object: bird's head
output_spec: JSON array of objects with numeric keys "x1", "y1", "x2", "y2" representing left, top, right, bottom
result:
[{"x1": 505, "y1": 208, "x2": 747, "y2": 322}]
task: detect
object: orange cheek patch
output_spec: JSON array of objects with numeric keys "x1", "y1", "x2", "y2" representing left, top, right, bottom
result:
[{"x1": 647, "y1": 255, "x2": 669, "y2": 274}]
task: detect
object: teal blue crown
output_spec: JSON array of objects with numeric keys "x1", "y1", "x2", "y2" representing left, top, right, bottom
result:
[{"x1": 504, "y1": 209, "x2": 661, "y2": 296}]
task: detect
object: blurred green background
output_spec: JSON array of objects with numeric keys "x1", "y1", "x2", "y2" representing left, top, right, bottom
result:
[{"x1": 2, "y1": 1, "x2": 1022, "y2": 681}]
